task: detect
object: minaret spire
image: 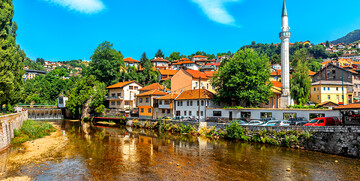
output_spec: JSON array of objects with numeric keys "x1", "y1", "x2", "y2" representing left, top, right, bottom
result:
[{"x1": 282, "y1": 0, "x2": 287, "y2": 17}]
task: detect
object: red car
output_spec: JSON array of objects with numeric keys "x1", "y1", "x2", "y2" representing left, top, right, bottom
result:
[{"x1": 304, "y1": 117, "x2": 340, "y2": 126}]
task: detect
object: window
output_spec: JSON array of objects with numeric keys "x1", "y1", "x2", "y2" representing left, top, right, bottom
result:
[
  {"x1": 111, "y1": 93, "x2": 116, "y2": 97},
  {"x1": 148, "y1": 108, "x2": 151, "y2": 113},
  {"x1": 117, "y1": 101, "x2": 120, "y2": 106},
  {"x1": 146, "y1": 98, "x2": 149, "y2": 103},
  {"x1": 177, "y1": 101, "x2": 180, "y2": 106},
  {"x1": 134, "y1": 86, "x2": 138, "y2": 90},
  {"x1": 162, "y1": 109, "x2": 165, "y2": 113},
  {"x1": 332, "y1": 70, "x2": 336, "y2": 74},
  {"x1": 190, "y1": 101, "x2": 193, "y2": 106},
  {"x1": 336, "y1": 87, "x2": 339, "y2": 91},
  {"x1": 314, "y1": 88, "x2": 316, "y2": 91},
  {"x1": 201, "y1": 111, "x2": 203, "y2": 116},
  {"x1": 327, "y1": 95, "x2": 330, "y2": 100},
  {"x1": 309, "y1": 113, "x2": 325, "y2": 119},
  {"x1": 125, "y1": 102, "x2": 130, "y2": 105},
  {"x1": 283, "y1": 113, "x2": 296, "y2": 120},
  {"x1": 317, "y1": 88, "x2": 319, "y2": 91},
  {"x1": 317, "y1": 95, "x2": 319, "y2": 100},
  {"x1": 328, "y1": 87, "x2": 330, "y2": 90},
  {"x1": 164, "y1": 100, "x2": 170, "y2": 105},
  {"x1": 141, "y1": 108, "x2": 144, "y2": 113},
  {"x1": 129, "y1": 86, "x2": 133, "y2": 90},
  {"x1": 207, "y1": 83, "x2": 209, "y2": 89},
  {"x1": 213, "y1": 111, "x2": 222, "y2": 117},
  {"x1": 140, "y1": 98, "x2": 143, "y2": 103},
  {"x1": 261, "y1": 112, "x2": 272, "y2": 118},
  {"x1": 159, "y1": 100, "x2": 163, "y2": 105},
  {"x1": 184, "y1": 111, "x2": 187, "y2": 116},
  {"x1": 187, "y1": 101, "x2": 190, "y2": 106},
  {"x1": 117, "y1": 93, "x2": 121, "y2": 97},
  {"x1": 181, "y1": 101, "x2": 183, "y2": 106},
  {"x1": 241, "y1": 112, "x2": 251, "y2": 118},
  {"x1": 201, "y1": 100, "x2": 204, "y2": 106},
  {"x1": 167, "y1": 109, "x2": 170, "y2": 114},
  {"x1": 323, "y1": 87, "x2": 326, "y2": 91},
  {"x1": 111, "y1": 101, "x2": 115, "y2": 106},
  {"x1": 189, "y1": 111, "x2": 192, "y2": 116}
]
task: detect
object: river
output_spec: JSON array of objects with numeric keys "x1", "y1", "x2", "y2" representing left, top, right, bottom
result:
[{"x1": 1, "y1": 120, "x2": 360, "y2": 180}]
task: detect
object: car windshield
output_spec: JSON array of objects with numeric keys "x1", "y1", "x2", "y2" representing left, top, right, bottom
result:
[{"x1": 309, "y1": 119, "x2": 318, "y2": 123}]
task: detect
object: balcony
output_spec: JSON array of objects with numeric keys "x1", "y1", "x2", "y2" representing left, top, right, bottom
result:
[
  {"x1": 159, "y1": 104, "x2": 171, "y2": 109},
  {"x1": 106, "y1": 96, "x2": 123, "y2": 100}
]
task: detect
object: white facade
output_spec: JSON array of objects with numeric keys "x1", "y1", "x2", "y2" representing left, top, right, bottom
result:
[
  {"x1": 108, "y1": 82, "x2": 142, "y2": 109},
  {"x1": 174, "y1": 99, "x2": 217, "y2": 121}
]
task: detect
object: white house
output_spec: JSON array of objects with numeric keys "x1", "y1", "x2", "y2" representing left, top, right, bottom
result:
[{"x1": 106, "y1": 81, "x2": 143, "y2": 110}]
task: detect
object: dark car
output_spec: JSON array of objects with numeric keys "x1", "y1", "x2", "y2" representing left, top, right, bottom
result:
[
  {"x1": 288, "y1": 117, "x2": 308, "y2": 126},
  {"x1": 260, "y1": 117, "x2": 275, "y2": 123}
]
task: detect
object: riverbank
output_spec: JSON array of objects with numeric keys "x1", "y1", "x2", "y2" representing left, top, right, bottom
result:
[{"x1": 3, "y1": 123, "x2": 68, "y2": 175}]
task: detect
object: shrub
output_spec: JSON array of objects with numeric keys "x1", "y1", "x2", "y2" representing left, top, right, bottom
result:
[{"x1": 11, "y1": 120, "x2": 56, "y2": 144}]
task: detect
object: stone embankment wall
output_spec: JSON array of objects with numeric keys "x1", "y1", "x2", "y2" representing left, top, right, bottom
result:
[{"x1": 0, "y1": 112, "x2": 28, "y2": 151}]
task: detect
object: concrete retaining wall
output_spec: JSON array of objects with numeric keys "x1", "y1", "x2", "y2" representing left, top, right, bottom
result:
[{"x1": 0, "y1": 112, "x2": 28, "y2": 151}]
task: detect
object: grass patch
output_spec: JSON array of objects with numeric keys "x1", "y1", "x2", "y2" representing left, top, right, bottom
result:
[{"x1": 11, "y1": 120, "x2": 56, "y2": 144}]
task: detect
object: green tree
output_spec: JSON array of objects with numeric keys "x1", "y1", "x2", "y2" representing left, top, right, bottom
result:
[
  {"x1": 290, "y1": 61, "x2": 312, "y2": 105},
  {"x1": 88, "y1": 41, "x2": 124, "y2": 86},
  {"x1": 139, "y1": 52, "x2": 158, "y2": 85},
  {"x1": 211, "y1": 48, "x2": 273, "y2": 107},
  {"x1": 0, "y1": 0, "x2": 25, "y2": 110},
  {"x1": 155, "y1": 49, "x2": 164, "y2": 58},
  {"x1": 36, "y1": 57, "x2": 45, "y2": 65},
  {"x1": 168, "y1": 52, "x2": 183, "y2": 62},
  {"x1": 270, "y1": 54, "x2": 281, "y2": 64},
  {"x1": 291, "y1": 48, "x2": 309, "y2": 67},
  {"x1": 308, "y1": 59, "x2": 322, "y2": 72}
]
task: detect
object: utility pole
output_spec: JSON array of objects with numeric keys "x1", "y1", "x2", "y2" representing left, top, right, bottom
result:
[
  {"x1": 342, "y1": 71, "x2": 344, "y2": 105},
  {"x1": 198, "y1": 76, "x2": 201, "y2": 122}
]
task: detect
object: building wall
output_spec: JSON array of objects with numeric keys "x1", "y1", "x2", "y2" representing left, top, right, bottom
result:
[
  {"x1": 310, "y1": 85, "x2": 349, "y2": 104},
  {"x1": 171, "y1": 70, "x2": 193, "y2": 94},
  {"x1": 108, "y1": 82, "x2": 141, "y2": 109},
  {"x1": 138, "y1": 106, "x2": 153, "y2": 119},
  {"x1": 174, "y1": 99, "x2": 217, "y2": 121},
  {"x1": 206, "y1": 108, "x2": 340, "y2": 121},
  {"x1": 0, "y1": 112, "x2": 28, "y2": 152}
]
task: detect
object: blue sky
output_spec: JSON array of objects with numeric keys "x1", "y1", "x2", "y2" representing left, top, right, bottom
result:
[{"x1": 13, "y1": 0, "x2": 360, "y2": 61}]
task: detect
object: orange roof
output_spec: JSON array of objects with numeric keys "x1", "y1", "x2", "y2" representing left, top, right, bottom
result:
[
  {"x1": 136, "y1": 89, "x2": 167, "y2": 97},
  {"x1": 321, "y1": 61, "x2": 332, "y2": 65},
  {"x1": 270, "y1": 69, "x2": 282, "y2": 76},
  {"x1": 193, "y1": 55, "x2": 208, "y2": 58},
  {"x1": 180, "y1": 58, "x2": 190, "y2": 61},
  {"x1": 106, "y1": 81, "x2": 140, "y2": 89},
  {"x1": 159, "y1": 69, "x2": 178, "y2": 75},
  {"x1": 271, "y1": 81, "x2": 281, "y2": 88},
  {"x1": 204, "y1": 71, "x2": 217, "y2": 77},
  {"x1": 194, "y1": 59, "x2": 211, "y2": 62},
  {"x1": 176, "y1": 89, "x2": 214, "y2": 100},
  {"x1": 124, "y1": 57, "x2": 140, "y2": 63},
  {"x1": 155, "y1": 93, "x2": 179, "y2": 100},
  {"x1": 152, "y1": 58, "x2": 169, "y2": 62},
  {"x1": 308, "y1": 70, "x2": 316, "y2": 76},
  {"x1": 185, "y1": 70, "x2": 208, "y2": 79},
  {"x1": 352, "y1": 62, "x2": 360, "y2": 65},
  {"x1": 173, "y1": 60, "x2": 196, "y2": 65},
  {"x1": 139, "y1": 83, "x2": 169, "y2": 91},
  {"x1": 334, "y1": 103, "x2": 360, "y2": 110}
]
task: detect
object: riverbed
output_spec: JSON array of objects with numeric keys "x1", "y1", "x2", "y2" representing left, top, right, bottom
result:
[{"x1": 1, "y1": 120, "x2": 360, "y2": 180}]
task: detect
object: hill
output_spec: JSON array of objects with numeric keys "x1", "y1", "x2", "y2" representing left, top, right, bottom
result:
[{"x1": 331, "y1": 30, "x2": 360, "y2": 44}]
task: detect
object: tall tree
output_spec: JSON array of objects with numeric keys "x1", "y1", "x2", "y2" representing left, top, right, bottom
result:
[
  {"x1": 139, "y1": 52, "x2": 158, "y2": 85},
  {"x1": 88, "y1": 41, "x2": 124, "y2": 86},
  {"x1": 290, "y1": 61, "x2": 312, "y2": 105},
  {"x1": 0, "y1": 0, "x2": 25, "y2": 109},
  {"x1": 168, "y1": 52, "x2": 183, "y2": 62},
  {"x1": 211, "y1": 48, "x2": 273, "y2": 107},
  {"x1": 155, "y1": 49, "x2": 164, "y2": 58},
  {"x1": 36, "y1": 57, "x2": 45, "y2": 65}
]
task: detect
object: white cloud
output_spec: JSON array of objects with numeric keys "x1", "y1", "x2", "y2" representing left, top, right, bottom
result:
[
  {"x1": 43, "y1": 0, "x2": 105, "y2": 14},
  {"x1": 190, "y1": 0, "x2": 241, "y2": 26}
]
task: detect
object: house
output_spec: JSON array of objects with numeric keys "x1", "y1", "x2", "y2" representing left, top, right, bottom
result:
[
  {"x1": 151, "y1": 58, "x2": 169, "y2": 69},
  {"x1": 217, "y1": 55, "x2": 230, "y2": 62},
  {"x1": 203, "y1": 62, "x2": 221, "y2": 71},
  {"x1": 124, "y1": 57, "x2": 140, "y2": 69},
  {"x1": 139, "y1": 83, "x2": 170, "y2": 93},
  {"x1": 174, "y1": 89, "x2": 216, "y2": 121},
  {"x1": 158, "y1": 69, "x2": 178, "y2": 81},
  {"x1": 194, "y1": 59, "x2": 215, "y2": 66},
  {"x1": 136, "y1": 90, "x2": 167, "y2": 119},
  {"x1": 172, "y1": 60, "x2": 199, "y2": 70},
  {"x1": 171, "y1": 69, "x2": 216, "y2": 94},
  {"x1": 23, "y1": 69, "x2": 47, "y2": 81},
  {"x1": 153, "y1": 93, "x2": 178, "y2": 119},
  {"x1": 260, "y1": 81, "x2": 282, "y2": 108},
  {"x1": 106, "y1": 81, "x2": 143, "y2": 110},
  {"x1": 271, "y1": 63, "x2": 281, "y2": 70},
  {"x1": 191, "y1": 55, "x2": 208, "y2": 62}
]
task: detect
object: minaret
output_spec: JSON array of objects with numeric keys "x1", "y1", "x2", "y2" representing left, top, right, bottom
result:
[{"x1": 279, "y1": 0, "x2": 291, "y2": 108}]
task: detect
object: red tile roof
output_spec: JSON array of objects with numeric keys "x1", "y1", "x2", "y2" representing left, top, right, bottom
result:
[
  {"x1": 192, "y1": 55, "x2": 208, "y2": 58},
  {"x1": 270, "y1": 69, "x2": 282, "y2": 76},
  {"x1": 205, "y1": 62, "x2": 221, "y2": 66},
  {"x1": 106, "y1": 81, "x2": 141, "y2": 89},
  {"x1": 173, "y1": 60, "x2": 196, "y2": 65},
  {"x1": 124, "y1": 57, "x2": 140, "y2": 63},
  {"x1": 176, "y1": 89, "x2": 214, "y2": 100},
  {"x1": 139, "y1": 83, "x2": 169, "y2": 91},
  {"x1": 204, "y1": 71, "x2": 217, "y2": 77},
  {"x1": 152, "y1": 58, "x2": 169, "y2": 62},
  {"x1": 195, "y1": 59, "x2": 212, "y2": 62},
  {"x1": 136, "y1": 89, "x2": 167, "y2": 97},
  {"x1": 180, "y1": 58, "x2": 190, "y2": 61},
  {"x1": 159, "y1": 69, "x2": 178, "y2": 75},
  {"x1": 185, "y1": 70, "x2": 208, "y2": 79},
  {"x1": 271, "y1": 81, "x2": 281, "y2": 88},
  {"x1": 155, "y1": 93, "x2": 179, "y2": 100},
  {"x1": 334, "y1": 103, "x2": 360, "y2": 110}
]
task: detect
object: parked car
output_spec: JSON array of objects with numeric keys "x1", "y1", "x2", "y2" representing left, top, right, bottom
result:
[
  {"x1": 279, "y1": 120, "x2": 291, "y2": 126},
  {"x1": 260, "y1": 118, "x2": 275, "y2": 123},
  {"x1": 332, "y1": 116, "x2": 342, "y2": 125},
  {"x1": 173, "y1": 116, "x2": 184, "y2": 121},
  {"x1": 288, "y1": 117, "x2": 308, "y2": 126},
  {"x1": 243, "y1": 120, "x2": 263, "y2": 126},
  {"x1": 261, "y1": 120, "x2": 280, "y2": 126},
  {"x1": 304, "y1": 117, "x2": 338, "y2": 126},
  {"x1": 161, "y1": 116, "x2": 172, "y2": 122},
  {"x1": 232, "y1": 120, "x2": 247, "y2": 125}
]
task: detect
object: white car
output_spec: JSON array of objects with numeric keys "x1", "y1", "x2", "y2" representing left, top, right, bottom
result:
[
  {"x1": 243, "y1": 120, "x2": 263, "y2": 126},
  {"x1": 279, "y1": 120, "x2": 291, "y2": 126}
]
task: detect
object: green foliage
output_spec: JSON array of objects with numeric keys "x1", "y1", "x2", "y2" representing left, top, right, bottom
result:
[
  {"x1": 11, "y1": 120, "x2": 56, "y2": 144},
  {"x1": 223, "y1": 106, "x2": 244, "y2": 109},
  {"x1": 24, "y1": 58, "x2": 45, "y2": 71},
  {"x1": 290, "y1": 57, "x2": 312, "y2": 105},
  {"x1": 88, "y1": 41, "x2": 125, "y2": 86},
  {"x1": 225, "y1": 121, "x2": 250, "y2": 140},
  {"x1": 138, "y1": 52, "x2": 159, "y2": 86},
  {"x1": 155, "y1": 49, "x2": 164, "y2": 58},
  {"x1": 168, "y1": 52, "x2": 186, "y2": 62},
  {"x1": 332, "y1": 29, "x2": 360, "y2": 44},
  {"x1": 212, "y1": 48, "x2": 273, "y2": 107},
  {"x1": 189, "y1": 51, "x2": 215, "y2": 59}
]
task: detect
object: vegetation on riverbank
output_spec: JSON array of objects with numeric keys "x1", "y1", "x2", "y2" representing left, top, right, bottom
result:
[{"x1": 11, "y1": 120, "x2": 56, "y2": 144}]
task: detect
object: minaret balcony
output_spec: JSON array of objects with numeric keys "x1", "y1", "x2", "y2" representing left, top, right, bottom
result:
[{"x1": 279, "y1": 31, "x2": 291, "y2": 38}]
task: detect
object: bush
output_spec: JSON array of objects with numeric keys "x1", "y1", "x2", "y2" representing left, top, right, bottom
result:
[
  {"x1": 11, "y1": 120, "x2": 56, "y2": 144},
  {"x1": 225, "y1": 121, "x2": 249, "y2": 141}
]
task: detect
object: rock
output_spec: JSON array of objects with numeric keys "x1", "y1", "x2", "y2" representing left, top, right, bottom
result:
[{"x1": 286, "y1": 168, "x2": 291, "y2": 172}]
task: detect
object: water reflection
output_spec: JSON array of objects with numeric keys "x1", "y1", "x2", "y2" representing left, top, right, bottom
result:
[{"x1": 1, "y1": 120, "x2": 360, "y2": 180}]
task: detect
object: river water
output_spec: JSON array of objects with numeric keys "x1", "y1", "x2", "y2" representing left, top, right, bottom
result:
[{"x1": 1, "y1": 120, "x2": 360, "y2": 180}]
